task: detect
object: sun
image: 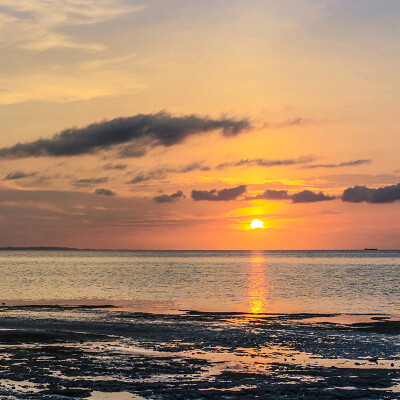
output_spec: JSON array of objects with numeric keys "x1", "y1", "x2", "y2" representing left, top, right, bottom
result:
[{"x1": 250, "y1": 219, "x2": 264, "y2": 229}]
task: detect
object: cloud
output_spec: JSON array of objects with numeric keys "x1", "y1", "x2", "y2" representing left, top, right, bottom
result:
[
  {"x1": 252, "y1": 189, "x2": 290, "y2": 200},
  {"x1": 103, "y1": 163, "x2": 127, "y2": 170},
  {"x1": 250, "y1": 189, "x2": 336, "y2": 203},
  {"x1": 153, "y1": 191, "x2": 185, "y2": 203},
  {"x1": 72, "y1": 177, "x2": 108, "y2": 187},
  {"x1": 176, "y1": 162, "x2": 211, "y2": 173},
  {"x1": 3, "y1": 170, "x2": 36, "y2": 180},
  {"x1": 0, "y1": 112, "x2": 251, "y2": 160},
  {"x1": 301, "y1": 159, "x2": 372, "y2": 169},
  {"x1": 127, "y1": 157, "x2": 315, "y2": 184},
  {"x1": 128, "y1": 163, "x2": 211, "y2": 185},
  {"x1": 191, "y1": 185, "x2": 247, "y2": 201},
  {"x1": 0, "y1": 0, "x2": 143, "y2": 51},
  {"x1": 342, "y1": 183, "x2": 400, "y2": 203},
  {"x1": 128, "y1": 171, "x2": 167, "y2": 185},
  {"x1": 272, "y1": 117, "x2": 311, "y2": 128},
  {"x1": 290, "y1": 190, "x2": 336, "y2": 203},
  {"x1": 94, "y1": 188, "x2": 115, "y2": 197},
  {"x1": 216, "y1": 156, "x2": 315, "y2": 169}
]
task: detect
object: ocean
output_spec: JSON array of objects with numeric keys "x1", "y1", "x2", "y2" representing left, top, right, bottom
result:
[
  {"x1": 0, "y1": 250, "x2": 398, "y2": 399},
  {"x1": 0, "y1": 250, "x2": 398, "y2": 314}
]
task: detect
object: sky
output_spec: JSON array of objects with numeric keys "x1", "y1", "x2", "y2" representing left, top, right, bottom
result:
[{"x1": 0, "y1": 0, "x2": 400, "y2": 250}]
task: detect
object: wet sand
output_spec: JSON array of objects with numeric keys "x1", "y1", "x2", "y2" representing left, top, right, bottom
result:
[{"x1": 0, "y1": 307, "x2": 398, "y2": 399}]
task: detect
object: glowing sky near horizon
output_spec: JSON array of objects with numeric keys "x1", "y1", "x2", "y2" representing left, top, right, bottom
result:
[{"x1": 0, "y1": 0, "x2": 400, "y2": 249}]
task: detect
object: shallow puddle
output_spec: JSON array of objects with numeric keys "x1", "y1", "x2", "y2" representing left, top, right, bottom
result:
[{"x1": 89, "y1": 391, "x2": 148, "y2": 400}]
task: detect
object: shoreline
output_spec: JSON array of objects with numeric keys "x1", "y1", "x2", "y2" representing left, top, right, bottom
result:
[{"x1": 0, "y1": 307, "x2": 398, "y2": 399}]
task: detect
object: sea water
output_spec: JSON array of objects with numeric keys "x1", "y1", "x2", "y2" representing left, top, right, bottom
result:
[{"x1": 0, "y1": 250, "x2": 398, "y2": 315}]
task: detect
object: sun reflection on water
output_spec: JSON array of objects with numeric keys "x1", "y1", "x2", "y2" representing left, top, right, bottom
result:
[{"x1": 247, "y1": 253, "x2": 269, "y2": 314}]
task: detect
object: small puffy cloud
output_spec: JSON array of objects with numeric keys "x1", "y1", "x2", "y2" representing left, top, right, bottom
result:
[
  {"x1": 252, "y1": 189, "x2": 290, "y2": 200},
  {"x1": 153, "y1": 191, "x2": 185, "y2": 203},
  {"x1": 290, "y1": 190, "x2": 336, "y2": 203},
  {"x1": 342, "y1": 183, "x2": 400, "y2": 203},
  {"x1": 3, "y1": 170, "x2": 37, "y2": 180},
  {"x1": 0, "y1": 112, "x2": 251, "y2": 160},
  {"x1": 191, "y1": 185, "x2": 247, "y2": 201},
  {"x1": 94, "y1": 188, "x2": 115, "y2": 197},
  {"x1": 249, "y1": 189, "x2": 335, "y2": 203}
]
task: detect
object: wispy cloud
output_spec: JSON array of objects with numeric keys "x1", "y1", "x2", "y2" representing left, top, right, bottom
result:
[
  {"x1": 72, "y1": 177, "x2": 108, "y2": 187},
  {"x1": 128, "y1": 163, "x2": 210, "y2": 185},
  {"x1": 0, "y1": 71, "x2": 148, "y2": 105},
  {"x1": 3, "y1": 170, "x2": 36, "y2": 180},
  {"x1": 0, "y1": 0, "x2": 143, "y2": 51},
  {"x1": 103, "y1": 163, "x2": 128, "y2": 171},
  {"x1": 127, "y1": 157, "x2": 315, "y2": 184},
  {"x1": 301, "y1": 159, "x2": 372, "y2": 169},
  {"x1": 216, "y1": 156, "x2": 315, "y2": 169}
]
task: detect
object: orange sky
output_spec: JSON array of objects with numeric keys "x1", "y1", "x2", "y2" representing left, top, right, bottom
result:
[{"x1": 0, "y1": 0, "x2": 400, "y2": 249}]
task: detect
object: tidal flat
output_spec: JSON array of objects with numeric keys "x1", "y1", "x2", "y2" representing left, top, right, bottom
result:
[{"x1": 0, "y1": 307, "x2": 398, "y2": 399}]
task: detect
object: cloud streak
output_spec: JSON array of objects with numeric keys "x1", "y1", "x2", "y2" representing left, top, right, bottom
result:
[
  {"x1": 3, "y1": 170, "x2": 37, "y2": 180},
  {"x1": 103, "y1": 163, "x2": 128, "y2": 170},
  {"x1": 0, "y1": 112, "x2": 251, "y2": 160},
  {"x1": 192, "y1": 185, "x2": 247, "y2": 201},
  {"x1": 72, "y1": 177, "x2": 108, "y2": 187},
  {"x1": 342, "y1": 183, "x2": 400, "y2": 203},
  {"x1": 127, "y1": 157, "x2": 315, "y2": 184},
  {"x1": 215, "y1": 156, "x2": 315, "y2": 169},
  {"x1": 301, "y1": 159, "x2": 372, "y2": 169},
  {"x1": 0, "y1": 0, "x2": 142, "y2": 51}
]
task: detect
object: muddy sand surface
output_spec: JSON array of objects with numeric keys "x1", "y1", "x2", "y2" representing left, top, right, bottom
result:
[{"x1": 0, "y1": 307, "x2": 398, "y2": 399}]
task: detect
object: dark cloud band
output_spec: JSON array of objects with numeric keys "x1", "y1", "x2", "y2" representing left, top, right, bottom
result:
[{"x1": 0, "y1": 112, "x2": 251, "y2": 159}]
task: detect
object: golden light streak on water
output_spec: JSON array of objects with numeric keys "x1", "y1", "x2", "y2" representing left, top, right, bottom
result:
[{"x1": 247, "y1": 253, "x2": 269, "y2": 314}]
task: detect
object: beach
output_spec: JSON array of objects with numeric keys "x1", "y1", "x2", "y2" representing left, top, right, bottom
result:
[{"x1": 0, "y1": 306, "x2": 398, "y2": 399}]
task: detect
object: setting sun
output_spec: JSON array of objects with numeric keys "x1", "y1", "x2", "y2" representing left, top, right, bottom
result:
[{"x1": 250, "y1": 219, "x2": 264, "y2": 229}]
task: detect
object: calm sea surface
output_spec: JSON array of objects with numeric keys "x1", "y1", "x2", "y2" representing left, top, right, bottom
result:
[{"x1": 0, "y1": 250, "x2": 398, "y2": 314}]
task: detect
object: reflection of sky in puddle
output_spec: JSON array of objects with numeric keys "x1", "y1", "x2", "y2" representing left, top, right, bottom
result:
[
  {"x1": 73, "y1": 340, "x2": 400, "y2": 385},
  {"x1": 0, "y1": 332, "x2": 398, "y2": 397},
  {"x1": 305, "y1": 314, "x2": 400, "y2": 325},
  {"x1": 89, "y1": 391, "x2": 147, "y2": 400},
  {"x1": 247, "y1": 253, "x2": 269, "y2": 314},
  {"x1": 0, "y1": 379, "x2": 42, "y2": 394}
]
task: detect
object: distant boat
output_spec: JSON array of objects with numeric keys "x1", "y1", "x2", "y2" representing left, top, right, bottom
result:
[{"x1": 364, "y1": 248, "x2": 378, "y2": 251}]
